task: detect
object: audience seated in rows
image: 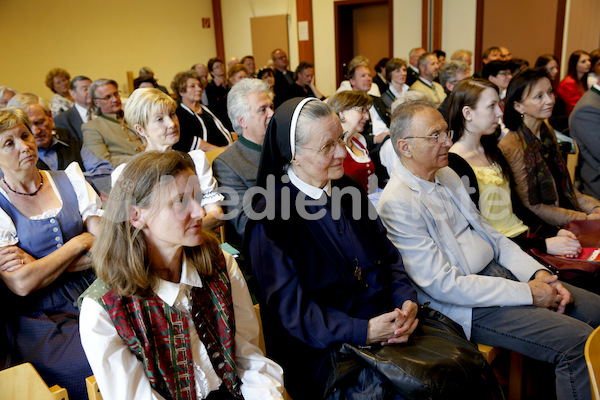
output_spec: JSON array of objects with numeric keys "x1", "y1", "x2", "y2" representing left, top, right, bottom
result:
[
  {"x1": 82, "y1": 79, "x2": 143, "y2": 168},
  {"x1": 377, "y1": 101, "x2": 600, "y2": 400},
  {"x1": 8, "y1": 93, "x2": 113, "y2": 195},
  {"x1": 0, "y1": 108, "x2": 101, "y2": 400}
]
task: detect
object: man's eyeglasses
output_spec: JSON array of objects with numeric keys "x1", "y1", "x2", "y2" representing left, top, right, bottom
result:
[
  {"x1": 405, "y1": 130, "x2": 454, "y2": 143},
  {"x1": 298, "y1": 135, "x2": 345, "y2": 155},
  {"x1": 95, "y1": 91, "x2": 121, "y2": 102}
]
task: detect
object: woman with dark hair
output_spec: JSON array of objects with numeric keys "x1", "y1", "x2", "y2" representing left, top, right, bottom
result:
[
  {"x1": 500, "y1": 68, "x2": 600, "y2": 227},
  {"x1": 534, "y1": 54, "x2": 569, "y2": 132},
  {"x1": 80, "y1": 151, "x2": 284, "y2": 400},
  {"x1": 245, "y1": 97, "x2": 421, "y2": 399},
  {"x1": 557, "y1": 50, "x2": 592, "y2": 115},
  {"x1": 447, "y1": 78, "x2": 581, "y2": 257},
  {"x1": 170, "y1": 70, "x2": 235, "y2": 152},
  {"x1": 329, "y1": 91, "x2": 377, "y2": 192}
]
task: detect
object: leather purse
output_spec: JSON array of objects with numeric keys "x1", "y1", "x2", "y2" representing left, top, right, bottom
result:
[{"x1": 325, "y1": 306, "x2": 503, "y2": 400}]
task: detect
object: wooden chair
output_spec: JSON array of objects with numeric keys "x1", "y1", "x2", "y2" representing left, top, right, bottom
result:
[
  {"x1": 477, "y1": 344, "x2": 524, "y2": 400},
  {"x1": 205, "y1": 148, "x2": 227, "y2": 165},
  {"x1": 86, "y1": 375, "x2": 103, "y2": 400},
  {"x1": 0, "y1": 362, "x2": 69, "y2": 400},
  {"x1": 585, "y1": 325, "x2": 600, "y2": 400}
]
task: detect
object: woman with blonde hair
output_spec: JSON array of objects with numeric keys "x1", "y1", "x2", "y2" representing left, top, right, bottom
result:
[
  {"x1": 112, "y1": 88, "x2": 224, "y2": 229},
  {"x1": 80, "y1": 151, "x2": 284, "y2": 400}
]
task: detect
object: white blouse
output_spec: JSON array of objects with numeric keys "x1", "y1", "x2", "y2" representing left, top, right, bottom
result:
[
  {"x1": 79, "y1": 252, "x2": 284, "y2": 400},
  {"x1": 0, "y1": 162, "x2": 103, "y2": 247},
  {"x1": 111, "y1": 150, "x2": 224, "y2": 206}
]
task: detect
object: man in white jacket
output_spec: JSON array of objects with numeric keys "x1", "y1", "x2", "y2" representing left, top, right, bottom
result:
[{"x1": 378, "y1": 101, "x2": 600, "y2": 400}]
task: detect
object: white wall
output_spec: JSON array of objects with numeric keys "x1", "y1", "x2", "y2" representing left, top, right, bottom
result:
[
  {"x1": 393, "y1": 0, "x2": 422, "y2": 60},
  {"x1": 441, "y1": 0, "x2": 476, "y2": 59}
]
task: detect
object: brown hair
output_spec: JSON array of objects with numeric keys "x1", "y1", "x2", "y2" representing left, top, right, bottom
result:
[
  {"x1": 93, "y1": 151, "x2": 221, "y2": 296},
  {"x1": 171, "y1": 70, "x2": 202, "y2": 100},
  {"x1": 45, "y1": 68, "x2": 71, "y2": 93},
  {"x1": 328, "y1": 91, "x2": 373, "y2": 115}
]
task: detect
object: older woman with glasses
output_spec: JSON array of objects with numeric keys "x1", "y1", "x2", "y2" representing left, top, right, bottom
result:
[
  {"x1": 246, "y1": 98, "x2": 421, "y2": 399},
  {"x1": 329, "y1": 91, "x2": 378, "y2": 193}
]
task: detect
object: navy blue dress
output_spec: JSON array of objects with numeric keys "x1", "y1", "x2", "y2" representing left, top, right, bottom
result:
[
  {"x1": 0, "y1": 171, "x2": 94, "y2": 400},
  {"x1": 245, "y1": 175, "x2": 417, "y2": 399}
]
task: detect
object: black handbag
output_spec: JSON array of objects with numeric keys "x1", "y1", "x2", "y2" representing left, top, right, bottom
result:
[{"x1": 325, "y1": 306, "x2": 504, "y2": 400}]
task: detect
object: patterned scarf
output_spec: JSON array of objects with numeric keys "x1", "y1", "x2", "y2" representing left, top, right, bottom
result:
[
  {"x1": 100, "y1": 252, "x2": 243, "y2": 400},
  {"x1": 517, "y1": 122, "x2": 579, "y2": 209}
]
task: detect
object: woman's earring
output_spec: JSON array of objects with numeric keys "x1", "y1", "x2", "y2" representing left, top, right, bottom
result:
[
  {"x1": 339, "y1": 113, "x2": 346, "y2": 123},
  {"x1": 520, "y1": 114, "x2": 524, "y2": 118}
]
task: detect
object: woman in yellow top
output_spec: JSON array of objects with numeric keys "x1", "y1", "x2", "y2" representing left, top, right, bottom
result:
[{"x1": 446, "y1": 78, "x2": 581, "y2": 257}]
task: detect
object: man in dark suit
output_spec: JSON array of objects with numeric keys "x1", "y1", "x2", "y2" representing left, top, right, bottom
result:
[
  {"x1": 54, "y1": 76, "x2": 92, "y2": 142},
  {"x1": 570, "y1": 82, "x2": 600, "y2": 198},
  {"x1": 271, "y1": 48, "x2": 294, "y2": 103},
  {"x1": 407, "y1": 47, "x2": 426, "y2": 86}
]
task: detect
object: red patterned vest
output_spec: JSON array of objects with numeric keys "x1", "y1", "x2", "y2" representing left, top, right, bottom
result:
[{"x1": 88, "y1": 252, "x2": 243, "y2": 400}]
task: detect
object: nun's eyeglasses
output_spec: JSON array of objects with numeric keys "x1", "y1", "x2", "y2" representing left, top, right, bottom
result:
[{"x1": 298, "y1": 136, "x2": 345, "y2": 154}]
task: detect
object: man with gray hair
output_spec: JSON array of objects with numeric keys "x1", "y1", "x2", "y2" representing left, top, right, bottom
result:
[
  {"x1": 407, "y1": 47, "x2": 426, "y2": 86},
  {"x1": 378, "y1": 102, "x2": 600, "y2": 400},
  {"x1": 7, "y1": 93, "x2": 113, "y2": 194},
  {"x1": 82, "y1": 79, "x2": 143, "y2": 168},
  {"x1": 213, "y1": 78, "x2": 274, "y2": 246},
  {"x1": 410, "y1": 52, "x2": 446, "y2": 107},
  {"x1": 437, "y1": 60, "x2": 471, "y2": 120}
]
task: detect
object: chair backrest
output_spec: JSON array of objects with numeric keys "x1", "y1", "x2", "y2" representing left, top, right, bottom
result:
[
  {"x1": 0, "y1": 362, "x2": 69, "y2": 400},
  {"x1": 585, "y1": 325, "x2": 600, "y2": 400},
  {"x1": 205, "y1": 148, "x2": 227, "y2": 165},
  {"x1": 86, "y1": 375, "x2": 103, "y2": 400}
]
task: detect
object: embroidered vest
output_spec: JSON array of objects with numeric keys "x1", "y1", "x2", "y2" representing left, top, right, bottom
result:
[{"x1": 86, "y1": 252, "x2": 243, "y2": 400}]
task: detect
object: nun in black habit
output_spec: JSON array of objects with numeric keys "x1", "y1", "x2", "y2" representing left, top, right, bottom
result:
[{"x1": 244, "y1": 97, "x2": 419, "y2": 399}]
